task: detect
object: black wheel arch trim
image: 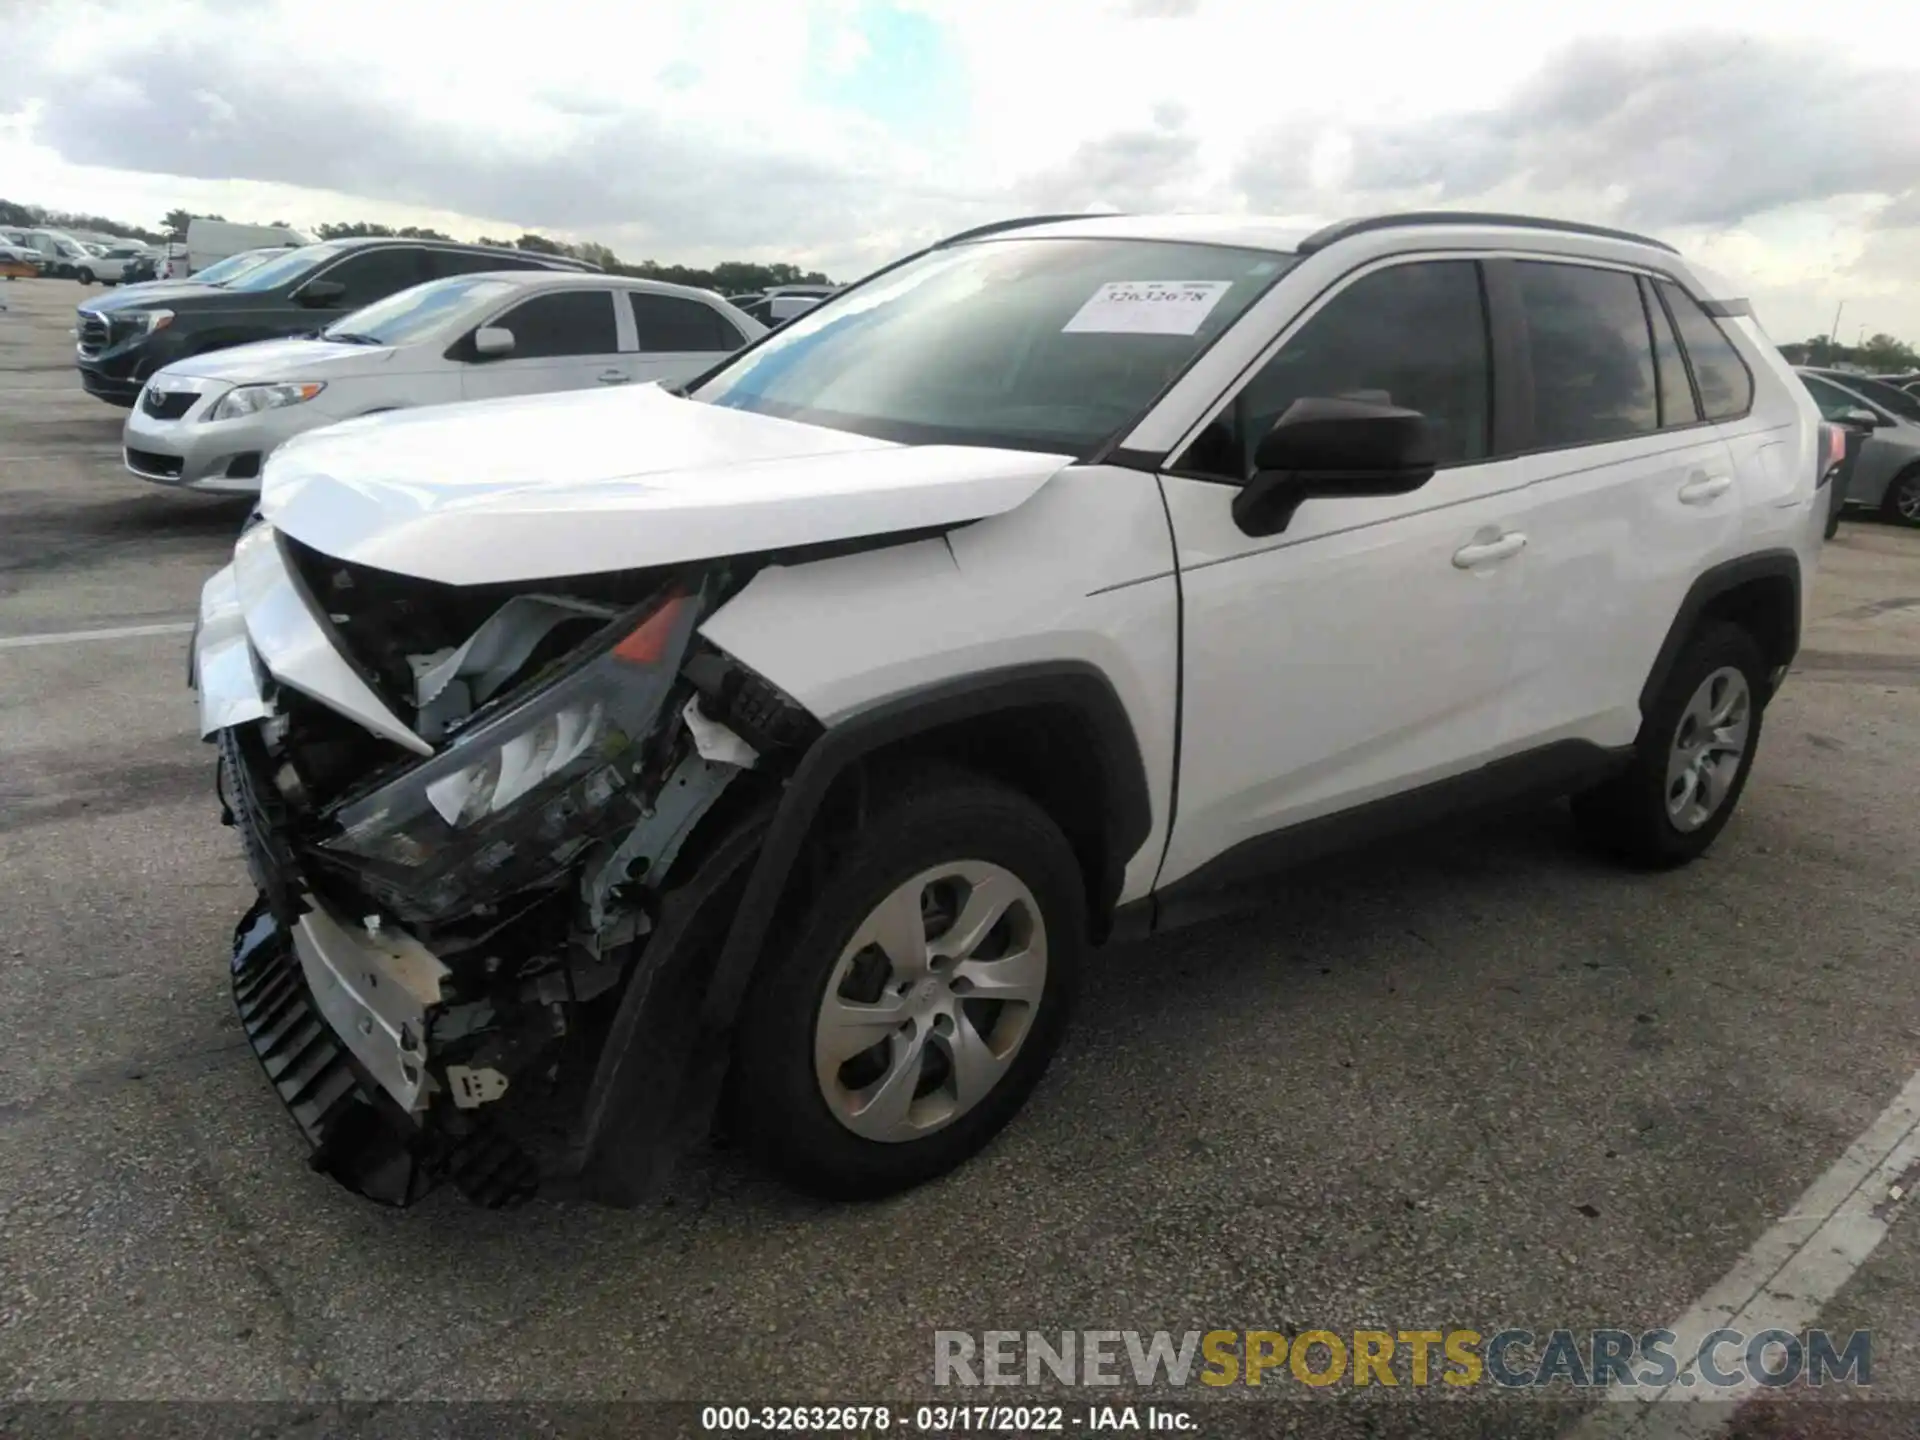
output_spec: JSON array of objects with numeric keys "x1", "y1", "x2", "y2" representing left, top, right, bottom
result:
[
  {"x1": 698, "y1": 660, "x2": 1153, "y2": 1031},
  {"x1": 1639, "y1": 549, "x2": 1801, "y2": 715}
]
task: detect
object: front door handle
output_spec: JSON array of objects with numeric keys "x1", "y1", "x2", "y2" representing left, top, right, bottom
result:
[
  {"x1": 597, "y1": 369, "x2": 630, "y2": 385},
  {"x1": 1452, "y1": 531, "x2": 1527, "y2": 568},
  {"x1": 1679, "y1": 473, "x2": 1733, "y2": 505}
]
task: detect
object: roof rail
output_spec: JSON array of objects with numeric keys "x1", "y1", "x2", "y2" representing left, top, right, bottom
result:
[
  {"x1": 933, "y1": 213, "x2": 1121, "y2": 248},
  {"x1": 1296, "y1": 211, "x2": 1678, "y2": 257}
]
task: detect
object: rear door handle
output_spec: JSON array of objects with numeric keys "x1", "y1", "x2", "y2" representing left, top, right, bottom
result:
[
  {"x1": 1452, "y1": 531, "x2": 1527, "y2": 568},
  {"x1": 1679, "y1": 473, "x2": 1733, "y2": 505},
  {"x1": 597, "y1": 369, "x2": 630, "y2": 385}
]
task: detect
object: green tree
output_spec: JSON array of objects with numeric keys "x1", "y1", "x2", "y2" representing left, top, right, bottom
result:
[{"x1": 513, "y1": 232, "x2": 568, "y2": 256}]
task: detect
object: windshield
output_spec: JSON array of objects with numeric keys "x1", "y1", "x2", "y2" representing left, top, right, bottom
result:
[
  {"x1": 690, "y1": 238, "x2": 1293, "y2": 455},
  {"x1": 1827, "y1": 372, "x2": 1920, "y2": 423},
  {"x1": 188, "y1": 250, "x2": 274, "y2": 285},
  {"x1": 323, "y1": 276, "x2": 514, "y2": 346},
  {"x1": 220, "y1": 242, "x2": 346, "y2": 293}
]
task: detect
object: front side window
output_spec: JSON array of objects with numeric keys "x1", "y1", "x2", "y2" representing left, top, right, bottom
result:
[
  {"x1": 316, "y1": 248, "x2": 430, "y2": 309},
  {"x1": 324, "y1": 276, "x2": 516, "y2": 347},
  {"x1": 430, "y1": 250, "x2": 545, "y2": 279},
  {"x1": 690, "y1": 238, "x2": 1292, "y2": 456},
  {"x1": 1657, "y1": 281, "x2": 1754, "y2": 420},
  {"x1": 630, "y1": 292, "x2": 745, "y2": 352},
  {"x1": 484, "y1": 289, "x2": 618, "y2": 358},
  {"x1": 1800, "y1": 374, "x2": 1877, "y2": 422},
  {"x1": 1514, "y1": 262, "x2": 1658, "y2": 447},
  {"x1": 1177, "y1": 259, "x2": 1492, "y2": 478}
]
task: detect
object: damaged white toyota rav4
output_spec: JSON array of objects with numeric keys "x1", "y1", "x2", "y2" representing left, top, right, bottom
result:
[{"x1": 193, "y1": 212, "x2": 1832, "y2": 1208}]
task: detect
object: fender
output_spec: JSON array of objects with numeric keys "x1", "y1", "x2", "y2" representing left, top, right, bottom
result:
[
  {"x1": 1639, "y1": 549, "x2": 1801, "y2": 714},
  {"x1": 699, "y1": 660, "x2": 1153, "y2": 1030}
]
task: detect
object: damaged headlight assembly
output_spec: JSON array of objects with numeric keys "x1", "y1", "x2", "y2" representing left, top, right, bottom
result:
[{"x1": 313, "y1": 583, "x2": 709, "y2": 923}]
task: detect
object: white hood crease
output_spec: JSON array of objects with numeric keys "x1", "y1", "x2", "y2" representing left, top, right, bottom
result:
[{"x1": 261, "y1": 384, "x2": 1072, "y2": 585}]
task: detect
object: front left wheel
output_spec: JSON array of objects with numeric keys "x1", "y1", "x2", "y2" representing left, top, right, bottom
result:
[{"x1": 733, "y1": 768, "x2": 1082, "y2": 1198}]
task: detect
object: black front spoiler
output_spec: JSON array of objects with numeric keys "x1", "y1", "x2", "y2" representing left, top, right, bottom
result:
[{"x1": 230, "y1": 900, "x2": 440, "y2": 1207}]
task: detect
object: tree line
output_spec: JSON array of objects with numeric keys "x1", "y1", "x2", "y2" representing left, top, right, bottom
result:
[
  {"x1": 1, "y1": 199, "x2": 833, "y2": 295},
  {"x1": 1778, "y1": 333, "x2": 1920, "y2": 373}
]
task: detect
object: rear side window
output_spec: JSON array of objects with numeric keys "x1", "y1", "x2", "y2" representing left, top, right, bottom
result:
[
  {"x1": 1657, "y1": 281, "x2": 1754, "y2": 420},
  {"x1": 488, "y1": 290, "x2": 618, "y2": 357},
  {"x1": 1179, "y1": 259, "x2": 1492, "y2": 477},
  {"x1": 318, "y1": 247, "x2": 430, "y2": 309},
  {"x1": 1640, "y1": 276, "x2": 1700, "y2": 428},
  {"x1": 429, "y1": 250, "x2": 544, "y2": 279},
  {"x1": 1513, "y1": 262, "x2": 1658, "y2": 447},
  {"x1": 629, "y1": 292, "x2": 746, "y2": 352}
]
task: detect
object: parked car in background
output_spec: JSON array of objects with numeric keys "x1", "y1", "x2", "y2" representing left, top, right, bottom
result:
[
  {"x1": 73, "y1": 243, "x2": 153, "y2": 286},
  {"x1": 0, "y1": 242, "x2": 38, "y2": 280},
  {"x1": 123, "y1": 271, "x2": 763, "y2": 491},
  {"x1": 75, "y1": 237, "x2": 600, "y2": 406},
  {"x1": 185, "y1": 219, "x2": 313, "y2": 275},
  {"x1": 191, "y1": 211, "x2": 1824, "y2": 1208},
  {"x1": 728, "y1": 284, "x2": 840, "y2": 326},
  {"x1": 1798, "y1": 368, "x2": 1920, "y2": 525},
  {"x1": 117, "y1": 250, "x2": 160, "y2": 285},
  {"x1": 12, "y1": 228, "x2": 92, "y2": 277}
]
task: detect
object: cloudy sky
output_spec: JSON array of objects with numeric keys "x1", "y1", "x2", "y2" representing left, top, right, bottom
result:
[{"x1": 7, "y1": 0, "x2": 1920, "y2": 343}]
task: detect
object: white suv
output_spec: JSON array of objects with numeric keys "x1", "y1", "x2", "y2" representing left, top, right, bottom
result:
[{"x1": 191, "y1": 211, "x2": 1829, "y2": 1209}]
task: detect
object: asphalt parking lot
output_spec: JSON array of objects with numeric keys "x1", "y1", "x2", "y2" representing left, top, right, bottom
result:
[{"x1": 3, "y1": 273, "x2": 1919, "y2": 1438}]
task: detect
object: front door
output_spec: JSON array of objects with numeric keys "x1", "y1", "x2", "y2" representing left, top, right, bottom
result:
[
  {"x1": 1155, "y1": 257, "x2": 1532, "y2": 890},
  {"x1": 459, "y1": 288, "x2": 625, "y2": 401}
]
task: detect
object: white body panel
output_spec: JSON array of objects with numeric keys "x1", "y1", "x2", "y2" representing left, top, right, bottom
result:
[
  {"x1": 260, "y1": 385, "x2": 1071, "y2": 584},
  {"x1": 701, "y1": 465, "x2": 1181, "y2": 904},
  {"x1": 186, "y1": 219, "x2": 312, "y2": 273}
]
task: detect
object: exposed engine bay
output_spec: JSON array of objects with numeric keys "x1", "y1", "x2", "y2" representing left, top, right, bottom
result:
[{"x1": 214, "y1": 533, "x2": 819, "y2": 1207}]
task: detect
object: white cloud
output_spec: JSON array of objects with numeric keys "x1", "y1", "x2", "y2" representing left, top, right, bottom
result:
[{"x1": 5, "y1": 0, "x2": 1920, "y2": 339}]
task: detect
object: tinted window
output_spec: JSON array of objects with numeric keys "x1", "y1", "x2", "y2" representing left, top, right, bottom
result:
[
  {"x1": 1180, "y1": 259, "x2": 1491, "y2": 477},
  {"x1": 691, "y1": 238, "x2": 1289, "y2": 456},
  {"x1": 222, "y1": 242, "x2": 347, "y2": 292},
  {"x1": 488, "y1": 290, "x2": 617, "y2": 358},
  {"x1": 630, "y1": 292, "x2": 745, "y2": 352},
  {"x1": 1811, "y1": 371, "x2": 1920, "y2": 423},
  {"x1": 1800, "y1": 374, "x2": 1874, "y2": 421},
  {"x1": 1641, "y1": 276, "x2": 1700, "y2": 428},
  {"x1": 429, "y1": 249, "x2": 545, "y2": 280},
  {"x1": 317, "y1": 247, "x2": 429, "y2": 309},
  {"x1": 1657, "y1": 281, "x2": 1754, "y2": 420},
  {"x1": 1514, "y1": 262, "x2": 1658, "y2": 446}
]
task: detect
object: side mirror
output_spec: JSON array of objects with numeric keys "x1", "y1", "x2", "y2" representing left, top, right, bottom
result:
[
  {"x1": 1231, "y1": 397, "x2": 1439, "y2": 537},
  {"x1": 296, "y1": 279, "x2": 346, "y2": 308},
  {"x1": 1838, "y1": 407, "x2": 1884, "y2": 429},
  {"x1": 472, "y1": 326, "x2": 515, "y2": 358}
]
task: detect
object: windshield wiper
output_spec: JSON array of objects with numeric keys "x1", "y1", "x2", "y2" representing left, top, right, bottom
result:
[{"x1": 322, "y1": 331, "x2": 384, "y2": 345}]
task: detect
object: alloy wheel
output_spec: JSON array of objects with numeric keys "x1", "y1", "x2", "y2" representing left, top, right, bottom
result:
[{"x1": 1665, "y1": 666, "x2": 1753, "y2": 833}]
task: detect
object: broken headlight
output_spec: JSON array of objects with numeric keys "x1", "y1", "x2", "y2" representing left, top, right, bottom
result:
[{"x1": 312, "y1": 586, "x2": 704, "y2": 921}]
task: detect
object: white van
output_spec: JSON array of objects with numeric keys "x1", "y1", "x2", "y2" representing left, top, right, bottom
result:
[{"x1": 185, "y1": 219, "x2": 313, "y2": 275}]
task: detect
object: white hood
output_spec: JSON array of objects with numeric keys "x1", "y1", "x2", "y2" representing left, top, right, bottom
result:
[
  {"x1": 261, "y1": 384, "x2": 1071, "y2": 585},
  {"x1": 168, "y1": 336, "x2": 395, "y2": 383}
]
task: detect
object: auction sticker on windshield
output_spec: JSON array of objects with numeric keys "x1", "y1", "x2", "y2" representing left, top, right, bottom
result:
[{"x1": 1062, "y1": 280, "x2": 1233, "y2": 336}]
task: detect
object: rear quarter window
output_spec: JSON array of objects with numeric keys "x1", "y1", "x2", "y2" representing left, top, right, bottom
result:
[{"x1": 1657, "y1": 281, "x2": 1755, "y2": 421}]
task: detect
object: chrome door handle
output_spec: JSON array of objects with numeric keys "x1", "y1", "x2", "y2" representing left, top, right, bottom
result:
[
  {"x1": 597, "y1": 369, "x2": 630, "y2": 385},
  {"x1": 1679, "y1": 473, "x2": 1732, "y2": 505},
  {"x1": 1452, "y1": 531, "x2": 1527, "y2": 568}
]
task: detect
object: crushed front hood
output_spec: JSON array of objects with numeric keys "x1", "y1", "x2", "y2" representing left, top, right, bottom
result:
[{"x1": 260, "y1": 385, "x2": 1071, "y2": 585}]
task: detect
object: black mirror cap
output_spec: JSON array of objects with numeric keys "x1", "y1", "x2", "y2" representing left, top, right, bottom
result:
[
  {"x1": 1252, "y1": 395, "x2": 1438, "y2": 474},
  {"x1": 296, "y1": 279, "x2": 346, "y2": 307},
  {"x1": 1233, "y1": 397, "x2": 1440, "y2": 538},
  {"x1": 1838, "y1": 407, "x2": 1883, "y2": 430}
]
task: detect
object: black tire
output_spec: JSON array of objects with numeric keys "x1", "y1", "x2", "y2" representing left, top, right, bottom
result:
[
  {"x1": 1880, "y1": 466, "x2": 1920, "y2": 528},
  {"x1": 1572, "y1": 621, "x2": 1768, "y2": 869},
  {"x1": 77, "y1": 268, "x2": 95, "y2": 285},
  {"x1": 732, "y1": 766, "x2": 1082, "y2": 1198}
]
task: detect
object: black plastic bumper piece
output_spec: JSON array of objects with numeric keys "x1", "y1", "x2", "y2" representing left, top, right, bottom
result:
[{"x1": 230, "y1": 899, "x2": 438, "y2": 1208}]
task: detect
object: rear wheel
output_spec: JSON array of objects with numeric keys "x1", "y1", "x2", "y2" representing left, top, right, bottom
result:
[
  {"x1": 1881, "y1": 467, "x2": 1920, "y2": 527},
  {"x1": 1572, "y1": 621, "x2": 1766, "y2": 869},
  {"x1": 77, "y1": 267, "x2": 96, "y2": 285},
  {"x1": 733, "y1": 768, "x2": 1081, "y2": 1198}
]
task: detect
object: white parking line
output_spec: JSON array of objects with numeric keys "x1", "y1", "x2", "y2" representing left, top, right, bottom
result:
[
  {"x1": 0, "y1": 620, "x2": 194, "y2": 651},
  {"x1": 1569, "y1": 1069, "x2": 1920, "y2": 1438}
]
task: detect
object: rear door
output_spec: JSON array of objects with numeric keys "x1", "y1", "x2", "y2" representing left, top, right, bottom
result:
[
  {"x1": 625, "y1": 291, "x2": 751, "y2": 385},
  {"x1": 1497, "y1": 260, "x2": 1745, "y2": 752},
  {"x1": 457, "y1": 288, "x2": 624, "y2": 400}
]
